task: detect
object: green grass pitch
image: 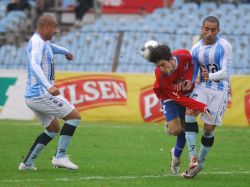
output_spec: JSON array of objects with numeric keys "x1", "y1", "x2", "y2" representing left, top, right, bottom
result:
[{"x1": 0, "y1": 120, "x2": 250, "y2": 187}]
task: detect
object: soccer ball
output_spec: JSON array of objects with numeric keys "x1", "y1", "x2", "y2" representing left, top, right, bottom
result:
[{"x1": 141, "y1": 40, "x2": 159, "y2": 61}]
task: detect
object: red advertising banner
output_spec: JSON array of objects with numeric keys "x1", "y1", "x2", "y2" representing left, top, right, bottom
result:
[
  {"x1": 139, "y1": 85, "x2": 164, "y2": 123},
  {"x1": 56, "y1": 74, "x2": 128, "y2": 111},
  {"x1": 101, "y1": 0, "x2": 164, "y2": 14}
]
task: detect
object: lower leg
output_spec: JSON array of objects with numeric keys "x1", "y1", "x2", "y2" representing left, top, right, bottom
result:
[
  {"x1": 55, "y1": 119, "x2": 80, "y2": 159},
  {"x1": 185, "y1": 115, "x2": 199, "y2": 160},
  {"x1": 198, "y1": 130, "x2": 215, "y2": 168},
  {"x1": 174, "y1": 131, "x2": 186, "y2": 158},
  {"x1": 23, "y1": 130, "x2": 57, "y2": 166}
]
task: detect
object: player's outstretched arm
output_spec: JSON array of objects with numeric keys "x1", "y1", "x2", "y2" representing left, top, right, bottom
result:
[
  {"x1": 165, "y1": 88, "x2": 207, "y2": 113},
  {"x1": 50, "y1": 43, "x2": 69, "y2": 55}
]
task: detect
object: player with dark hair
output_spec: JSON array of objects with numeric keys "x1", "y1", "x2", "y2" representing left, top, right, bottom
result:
[
  {"x1": 18, "y1": 15, "x2": 81, "y2": 171},
  {"x1": 181, "y1": 16, "x2": 232, "y2": 179},
  {"x1": 141, "y1": 41, "x2": 210, "y2": 175}
]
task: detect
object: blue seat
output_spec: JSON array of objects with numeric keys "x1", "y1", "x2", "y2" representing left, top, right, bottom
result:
[
  {"x1": 200, "y1": 2, "x2": 217, "y2": 14},
  {"x1": 220, "y1": 3, "x2": 236, "y2": 13}
]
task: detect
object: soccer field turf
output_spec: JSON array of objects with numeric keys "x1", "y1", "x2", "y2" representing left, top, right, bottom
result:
[{"x1": 0, "y1": 120, "x2": 250, "y2": 187}]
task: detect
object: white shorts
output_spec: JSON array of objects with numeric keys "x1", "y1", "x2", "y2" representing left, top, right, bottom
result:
[
  {"x1": 25, "y1": 93, "x2": 75, "y2": 128},
  {"x1": 190, "y1": 85, "x2": 228, "y2": 126}
]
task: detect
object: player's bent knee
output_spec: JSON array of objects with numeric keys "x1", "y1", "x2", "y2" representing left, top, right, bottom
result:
[
  {"x1": 201, "y1": 131, "x2": 214, "y2": 147},
  {"x1": 47, "y1": 119, "x2": 60, "y2": 133},
  {"x1": 64, "y1": 109, "x2": 82, "y2": 121},
  {"x1": 45, "y1": 129, "x2": 58, "y2": 138},
  {"x1": 204, "y1": 124, "x2": 216, "y2": 131},
  {"x1": 167, "y1": 120, "x2": 182, "y2": 136},
  {"x1": 74, "y1": 109, "x2": 81, "y2": 120},
  {"x1": 170, "y1": 128, "x2": 182, "y2": 136},
  {"x1": 186, "y1": 108, "x2": 199, "y2": 116}
]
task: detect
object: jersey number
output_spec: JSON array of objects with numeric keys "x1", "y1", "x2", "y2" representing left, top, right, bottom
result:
[{"x1": 206, "y1": 64, "x2": 218, "y2": 73}]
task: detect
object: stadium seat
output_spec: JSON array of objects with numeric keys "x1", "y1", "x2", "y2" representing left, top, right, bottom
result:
[
  {"x1": 0, "y1": 1, "x2": 249, "y2": 74},
  {"x1": 200, "y1": 2, "x2": 217, "y2": 14},
  {"x1": 220, "y1": 3, "x2": 236, "y2": 13}
]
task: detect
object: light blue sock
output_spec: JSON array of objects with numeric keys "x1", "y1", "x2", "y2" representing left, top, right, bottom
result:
[
  {"x1": 25, "y1": 144, "x2": 45, "y2": 166},
  {"x1": 55, "y1": 119, "x2": 80, "y2": 159},
  {"x1": 185, "y1": 115, "x2": 198, "y2": 159},
  {"x1": 56, "y1": 135, "x2": 72, "y2": 159},
  {"x1": 198, "y1": 131, "x2": 214, "y2": 168},
  {"x1": 198, "y1": 144, "x2": 211, "y2": 168},
  {"x1": 185, "y1": 131, "x2": 198, "y2": 158}
]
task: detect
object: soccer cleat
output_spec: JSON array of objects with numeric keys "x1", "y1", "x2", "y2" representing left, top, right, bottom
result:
[
  {"x1": 52, "y1": 155, "x2": 79, "y2": 170},
  {"x1": 181, "y1": 156, "x2": 202, "y2": 179},
  {"x1": 170, "y1": 147, "x2": 181, "y2": 175},
  {"x1": 18, "y1": 162, "x2": 37, "y2": 171}
]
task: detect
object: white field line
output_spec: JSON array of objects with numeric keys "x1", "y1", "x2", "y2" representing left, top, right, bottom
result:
[{"x1": 3, "y1": 171, "x2": 250, "y2": 183}]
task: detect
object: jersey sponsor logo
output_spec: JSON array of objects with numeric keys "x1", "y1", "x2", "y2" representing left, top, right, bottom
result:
[
  {"x1": 56, "y1": 75, "x2": 127, "y2": 111},
  {"x1": 0, "y1": 77, "x2": 17, "y2": 112},
  {"x1": 139, "y1": 85, "x2": 164, "y2": 123}
]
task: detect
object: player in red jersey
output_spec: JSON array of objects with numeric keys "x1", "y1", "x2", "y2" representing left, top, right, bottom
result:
[{"x1": 142, "y1": 42, "x2": 210, "y2": 175}]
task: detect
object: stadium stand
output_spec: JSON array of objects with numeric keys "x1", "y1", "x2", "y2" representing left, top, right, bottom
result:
[{"x1": 0, "y1": 1, "x2": 249, "y2": 74}]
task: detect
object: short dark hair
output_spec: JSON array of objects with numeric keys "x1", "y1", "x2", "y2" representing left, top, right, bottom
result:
[
  {"x1": 203, "y1": 16, "x2": 220, "y2": 28},
  {"x1": 149, "y1": 45, "x2": 172, "y2": 63}
]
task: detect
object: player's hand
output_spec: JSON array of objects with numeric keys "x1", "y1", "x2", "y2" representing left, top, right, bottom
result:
[
  {"x1": 174, "y1": 80, "x2": 192, "y2": 92},
  {"x1": 174, "y1": 82, "x2": 183, "y2": 92},
  {"x1": 65, "y1": 52, "x2": 74, "y2": 61},
  {"x1": 201, "y1": 67, "x2": 209, "y2": 82},
  {"x1": 48, "y1": 86, "x2": 60, "y2": 96},
  {"x1": 182, "y1": 80, "x2": 192, "y2": 91},
  {"x1": 203, "y1": 107, "x2": 212, "y2": 119}
]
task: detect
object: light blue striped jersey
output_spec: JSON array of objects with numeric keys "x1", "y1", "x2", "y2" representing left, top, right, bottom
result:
[
  {"x1": 25, "y1": 32, "x2": 69, "y2": 98},
  {"x1": 191, "y1": 36, "x2": 232, "y2": 93}
]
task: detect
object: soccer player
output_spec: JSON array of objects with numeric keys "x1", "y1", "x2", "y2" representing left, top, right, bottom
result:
[
  {"x1": 18, "y1": 15, "x2": 81, "y2": 170},
  {"x1": 181, "y1": 16, "x2": 232, "y2": 179},
  {"x1": 142, "y1": 42, "x2": 210, "y2": 175}
]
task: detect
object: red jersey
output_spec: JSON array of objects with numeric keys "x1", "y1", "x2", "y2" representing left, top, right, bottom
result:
[{"x1": 153, "y1": 49, "x2": 207, "y2": 112}]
